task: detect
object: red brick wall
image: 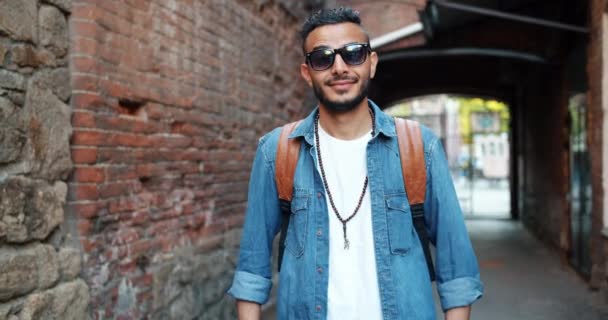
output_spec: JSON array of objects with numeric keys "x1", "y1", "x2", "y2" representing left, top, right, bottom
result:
[
  {"x1": 588, "y1": 0, "x2": 606, "y2": 290},
  {"x1": 68, "y1": 0, "x2": 315, "y2": 317},
  {"x1": 335, "y1": 0, "x2": 427, "y2": 50},
  {"x1": 520, "y1": 67, "x2": 570, "y2": 249}
]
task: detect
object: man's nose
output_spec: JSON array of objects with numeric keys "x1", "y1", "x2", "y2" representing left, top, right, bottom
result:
[{"x1": 331, "y1": 53, "x2": 348, "y2": 74}]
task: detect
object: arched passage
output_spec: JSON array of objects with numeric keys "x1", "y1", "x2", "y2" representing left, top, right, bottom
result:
[
  {"x1": 385, "y1": 94, "x2": 512, "y2": 220},
  {"x1": 340, "y1": 0, "x2": 598, "y2": 282},
  {"x1": 369, "y1": 51, "x2": 551, "y2": 223}
]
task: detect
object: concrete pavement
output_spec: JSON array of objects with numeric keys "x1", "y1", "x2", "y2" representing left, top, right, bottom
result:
[
  {"x1": 454, "y1": 177, "x2": 511, "y2": 219},
  {"x1": 261, "y1": 219, "x2": 608, "y2": 319},
  {"x1": 458, "y1": 220, "x2": 608, "y2": 320}
]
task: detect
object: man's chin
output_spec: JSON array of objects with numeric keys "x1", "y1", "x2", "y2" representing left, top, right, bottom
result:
[
  {"x1": 320, "y1": 96, "x2": 366, "y2": 112},
  {"x1": 313, "y1": 81, "x2": 369, "y2": 112},
  {"x1": 324, "y1": 92, "x2": 359, "y2": 105}
]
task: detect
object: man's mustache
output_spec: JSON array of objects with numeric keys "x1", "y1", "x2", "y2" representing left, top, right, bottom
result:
[{"x1": 325, "y1": 76, "x2": 358, "y2": 85}]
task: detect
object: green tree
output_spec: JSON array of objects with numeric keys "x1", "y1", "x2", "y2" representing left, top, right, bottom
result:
[{"x1": 457, "y1": 97, "x2": 510, "y2": 144}]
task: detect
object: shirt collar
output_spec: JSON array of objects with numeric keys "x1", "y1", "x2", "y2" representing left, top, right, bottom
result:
[{"x1": 289, "y1": 99, "x2": 397, "y2": 145}]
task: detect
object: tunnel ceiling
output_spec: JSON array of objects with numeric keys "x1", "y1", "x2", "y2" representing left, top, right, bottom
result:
[{"x1": 369, "y1": 0, "x2": 589, "y2": 106}]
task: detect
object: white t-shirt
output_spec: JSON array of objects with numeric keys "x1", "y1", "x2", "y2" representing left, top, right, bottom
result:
[{"x1": 316, "y1": 124, "x2": 383, "y2": 320}]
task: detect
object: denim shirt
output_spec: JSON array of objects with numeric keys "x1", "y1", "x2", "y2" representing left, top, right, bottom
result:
[{"x1": 228, "y1": 100, "x2": 483, "y2": 319}]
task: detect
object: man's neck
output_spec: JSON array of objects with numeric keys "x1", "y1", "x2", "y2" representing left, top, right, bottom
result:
[{"x1": 318, "y1": 100, "x2": 373, "y2": 140}]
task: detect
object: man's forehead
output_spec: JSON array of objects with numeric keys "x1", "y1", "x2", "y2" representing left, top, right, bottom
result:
[{"x1": 304, "y1": 22, "x2": 367, "y2": 50}]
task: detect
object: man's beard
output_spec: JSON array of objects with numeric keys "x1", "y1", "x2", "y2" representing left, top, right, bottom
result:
[{"x1": 313, "y1": 77, "x2": 370, "y2": 112}]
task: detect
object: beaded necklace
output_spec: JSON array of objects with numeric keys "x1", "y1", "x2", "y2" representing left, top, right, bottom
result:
[{"x1": 314, "y1": 109, "x2": 375, "y2": 249}]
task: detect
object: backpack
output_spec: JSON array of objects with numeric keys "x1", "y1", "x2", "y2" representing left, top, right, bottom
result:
[{"x1": 274, "y1": 117, "x2": 436, "y2": 281}]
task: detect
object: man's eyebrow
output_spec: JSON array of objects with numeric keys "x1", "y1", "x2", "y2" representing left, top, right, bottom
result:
[{"x1": 311, "y1": 45, "x2": 331, "y2": 51}]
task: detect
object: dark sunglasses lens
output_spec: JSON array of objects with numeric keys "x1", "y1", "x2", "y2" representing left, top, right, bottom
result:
[
  {"x1": 342, "y1": 44, "x2": 367, "y2": 65},
  {"x1": 309, "y1": 49, "x2": 334, "y2": 70}
]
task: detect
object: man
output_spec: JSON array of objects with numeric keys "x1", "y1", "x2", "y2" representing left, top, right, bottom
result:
[{"x1": 228, "y1": 7, "x2": 483, "y2": 320}]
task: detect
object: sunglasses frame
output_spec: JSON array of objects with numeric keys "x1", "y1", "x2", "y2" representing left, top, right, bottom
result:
[{"x1": 305, "y1": 43, "x2": 371, "y2": 71}]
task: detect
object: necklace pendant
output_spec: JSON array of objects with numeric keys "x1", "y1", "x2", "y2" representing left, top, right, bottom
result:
[{"x1": 342, "y1": 223, "x2": 349, "y2": 250}]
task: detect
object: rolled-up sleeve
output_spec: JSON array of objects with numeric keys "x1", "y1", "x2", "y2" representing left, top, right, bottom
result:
[
  {"x1": 437, "y1": 276, "x2": 483, "y2": 310},
  {"x1": 423, "y1": 134, "x2": 484, "y2": 311},
  {"x1": 226, "y1": 133, "x2": 282, "y2": 304},
  {"x1": 227, "y1": 271, "x2": 273, "y2": 304}
]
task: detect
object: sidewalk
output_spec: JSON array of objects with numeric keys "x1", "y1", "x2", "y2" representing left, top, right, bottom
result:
[
  {"x1": 459, "y1": 220, "x2": 608, "y2": 320},
  {"x1": 262, "y1": 220, "x2": 608, "y2": 319},
  {"x1": 454, "y1": 177, "x2": 511, "y2": 219}
]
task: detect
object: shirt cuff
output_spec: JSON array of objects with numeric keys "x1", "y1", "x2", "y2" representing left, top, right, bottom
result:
[
  {"x1": 227, "y1": 270, "x2": 272, "y2": 305},
  {"x1": 437, "y1": 276, "x2": 484, "y2": 311}
]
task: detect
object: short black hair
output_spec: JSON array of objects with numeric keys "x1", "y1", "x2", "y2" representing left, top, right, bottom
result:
[{"x1": 300, "y1": 7, "x2": 369, "y2": 53}]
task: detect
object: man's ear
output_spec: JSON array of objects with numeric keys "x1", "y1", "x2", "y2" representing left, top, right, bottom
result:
[
  {"x1": 300, "y1": 63, "x2": 313, "y2": 87},
  {"x1": 369, "y1": 51, "x2": 378, "y2": 79}
]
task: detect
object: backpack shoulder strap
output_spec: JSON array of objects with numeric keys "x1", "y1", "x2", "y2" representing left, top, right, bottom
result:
[
  {"x1": 394, "y1": 118, "x2": 427, "y2": 204},
  {"x1": 276, "y1": 120, "x2": 302, "y2": 202},
  {"x1": 275, "y1": 120, "x2": 302, "y2": 272},
  {"x1": 394, "y1": 118, "x2": 436, "y2": 281}
]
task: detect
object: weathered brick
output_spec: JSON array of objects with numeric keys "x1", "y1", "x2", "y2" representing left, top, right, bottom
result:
[
  {"x1": 71, "y1": 130, "x2": 107, "y2": 146},
  {"x1": 77, "y1": 219, "x2": 92, "y2": 236},
  {"x1": 71, "y1": 92, "x2": 105, "y2": 109},
  {"x1": 98, "y1": 181, "x2": 137, "y2": 199},
  {"x1": 106, "y1": 165, "x2": 138, "y2": 181},
  {"x1": 113, "y1": 227, "x2": 140, "y2": 245},
  {"x1": 68, "y1": 202, "x2": 100, "y2": 219},
  {"x1": 98, "y1": 148, "x2": 136, "y2": 164},
  {"x1": 71, "y1": 147, "x2": 98, "y2": 164},
  {"x1": 71, "y1": 74, "x2": 99, "y2": 91},
  {"x1": 72, "y1": 111, "x2": 96, "y2": 128},
  {"x1": 71, "y1": 37, "x2": 99, "y2": 56},
  {"x1": 68, "y1": 184, "x2": 98, "y2": 201},
  {"x1": 72, "y1": 166, "x2": 105, "y2": 183},
  {"x1": 65, "y1": 0, "x2": 319, "y2": 317},
  {"x1": 110, "y1": 133, "x2": 152, "y2": 148},
  {"x1": 70, "y1": 55, "x2": 100, "y2": 73}
]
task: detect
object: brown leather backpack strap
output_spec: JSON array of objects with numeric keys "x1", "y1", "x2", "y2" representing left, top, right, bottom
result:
[
  {"x1": 395, "y1": 117, "x2": 435, "y2": 281},
  {"x1": 275, "y1": 120, "x2": 302, "y2": 272},
  {"x1": 275, "y1": 120, "x2": 302, "y2": 202},
  {"x1": 395, "y1": 118, "x2": 427, "y2": 205}
]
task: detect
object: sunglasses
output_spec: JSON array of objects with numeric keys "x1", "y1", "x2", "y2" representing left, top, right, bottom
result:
[{"x1": 305, "y1": 43, "x2": 371, "y2": 71}]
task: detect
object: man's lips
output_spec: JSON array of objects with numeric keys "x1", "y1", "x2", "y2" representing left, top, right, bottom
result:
[{"x1": 327, "y1": 79, "x2": 357, "y2": 91}]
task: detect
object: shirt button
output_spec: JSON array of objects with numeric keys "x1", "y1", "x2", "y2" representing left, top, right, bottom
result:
[
  {"x1": 316, "y1": 305, "x2": 322, "y2": 312},
  {"x1": 317, "y1": 192, "x2": 322, "y2": 198},
  {"x1": 317, "y1": 267, "x2": 323, "y2": 274},
  {"x1": 316, "y1": 229, "x2": 322, "y2": 237}
]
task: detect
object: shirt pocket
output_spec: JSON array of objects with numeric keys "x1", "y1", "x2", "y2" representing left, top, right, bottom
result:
[
  {"x1": 285, "y1": 194, "x2": 309, "y2": 257},
  {"x1": 385, "y1": 194, "x2": 415, "y2": 255}
]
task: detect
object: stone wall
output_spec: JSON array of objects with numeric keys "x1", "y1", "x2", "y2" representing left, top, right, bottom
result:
[
  {"x1": 68, "y1": 0, "x2": 320, "y2": 318},
  {"x1": 0, "y1": 0, "x2": 90, "y2": 319}
]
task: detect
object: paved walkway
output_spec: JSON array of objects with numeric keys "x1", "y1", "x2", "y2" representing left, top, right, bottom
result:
[
  {"x1": 459, "y1": 220, "x2": 608, "y2": 320},
  {"x1": 262, "y1": 219, "x2": 608, "y2": 319},
  {"x1": 454, "y1": 177, "x2": 511, "y2": 219}
]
